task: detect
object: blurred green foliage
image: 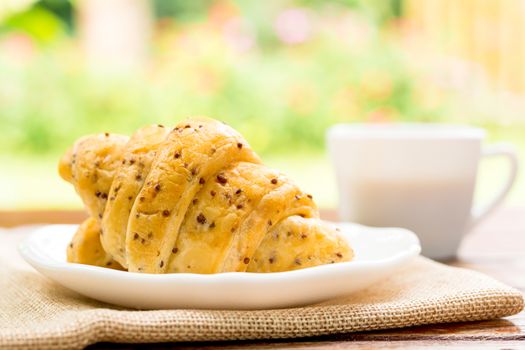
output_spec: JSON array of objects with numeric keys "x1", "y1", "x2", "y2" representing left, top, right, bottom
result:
[
  {"x1": 0, "y1": 0, "x2": 447, "y2": 157},
  {"x1": 1, "y1": 5, "x2": 64, "y2": 44},
  {"x1": 2, "y1": 0, "x2": 525, "y2": 210},
  {"x1": 153, "y1": 0, "x2": 215, "y2": 20}
]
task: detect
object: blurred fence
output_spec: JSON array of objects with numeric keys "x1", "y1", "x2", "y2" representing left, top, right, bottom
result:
[{"x1": 405, "y1": 0, "x2": 525, "y2": 96}]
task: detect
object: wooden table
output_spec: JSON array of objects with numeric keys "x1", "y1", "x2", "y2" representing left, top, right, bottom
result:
[{"x1": 3, "y1": 208, "x2": 524, "y2": 349}]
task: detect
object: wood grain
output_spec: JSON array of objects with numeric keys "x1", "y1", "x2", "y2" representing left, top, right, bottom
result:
[
  {"x1": 0, "y1": 210, "x2": 87, "y2": 227},
  {"x1": 4, "y1": 207, "x2": 524, "y2": 349}
]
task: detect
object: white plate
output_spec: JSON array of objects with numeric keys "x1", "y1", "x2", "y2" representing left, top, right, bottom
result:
[{"x1": 18, "y1": 223, "x2": 420, "y2": 310}]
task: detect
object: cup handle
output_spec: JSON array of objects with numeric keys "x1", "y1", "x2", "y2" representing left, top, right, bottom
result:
[{"x1": 469, "y1": 143, "x2": 519, "y2": 230}]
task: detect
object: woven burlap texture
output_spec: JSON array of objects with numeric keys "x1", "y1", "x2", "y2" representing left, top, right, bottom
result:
[{"x1": 0, "y1": 227, "x2": 522, "y2": 350}]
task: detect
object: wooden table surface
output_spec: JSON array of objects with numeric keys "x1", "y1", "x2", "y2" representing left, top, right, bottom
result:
[{"x1": 3, "y1": 208, "x2": 524, "y2": 349}]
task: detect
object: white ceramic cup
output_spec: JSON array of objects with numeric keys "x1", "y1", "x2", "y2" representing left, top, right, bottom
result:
[{"x1": 327, "y1": 124, "x2": 518, "y2": 260}]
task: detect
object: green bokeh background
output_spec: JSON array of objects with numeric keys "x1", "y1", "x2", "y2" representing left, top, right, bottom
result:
[{"x1": 1, "y1": 0, "x2": 523, "y2": 209}]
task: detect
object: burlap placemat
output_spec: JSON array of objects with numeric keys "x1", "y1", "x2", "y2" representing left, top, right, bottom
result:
[{"x1": 0, "y1": 226, "x2": 522, "y2": 350}]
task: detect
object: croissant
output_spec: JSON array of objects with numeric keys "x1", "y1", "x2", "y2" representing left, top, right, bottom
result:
[{"x1": 59, "y1": 118, "x2": 353, "y2": 274}]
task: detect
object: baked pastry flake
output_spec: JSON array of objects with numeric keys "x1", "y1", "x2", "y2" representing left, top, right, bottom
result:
[{"x1": 59, "y1": 118, "x2": 353, "y2": 274}]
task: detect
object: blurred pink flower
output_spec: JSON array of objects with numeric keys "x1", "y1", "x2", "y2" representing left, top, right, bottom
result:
[
  {"x1": 274, "y1": 8, "x2": 312, "y2": 44},
  {"x1": 223, "y1": 17, "x2": 256, "y2": 53},
  {"x1": 208, "y1": 0, "x2": 239, "y2": 28},
  {"x1": 366, "y1": 107, "x2": 397, "y2": 123},
  {"x1": 0, "y1": 32, "x2": 35, "y2": 64}
]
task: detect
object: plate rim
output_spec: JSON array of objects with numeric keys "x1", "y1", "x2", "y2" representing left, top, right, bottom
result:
[{"x1": 18, "y1": 223, "x2": 421, "y2": 282}]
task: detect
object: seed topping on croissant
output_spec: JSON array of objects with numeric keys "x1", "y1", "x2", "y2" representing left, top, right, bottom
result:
[{"x1": 60, "y1": 117, "x2": 353, "y2": 274}]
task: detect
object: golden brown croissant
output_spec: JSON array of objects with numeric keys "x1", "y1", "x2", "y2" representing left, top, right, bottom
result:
[
  {"x1": 67, "y1": 218, "x2": 124, "y2": 271},
  {"x1": 59, "y1": 118, "x2": 353, "y2": 274}
]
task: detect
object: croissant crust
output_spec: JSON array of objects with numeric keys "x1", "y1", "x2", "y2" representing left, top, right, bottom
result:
[{"x1": 60, "y1": 118, "x2": 353, "y2": 273}]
